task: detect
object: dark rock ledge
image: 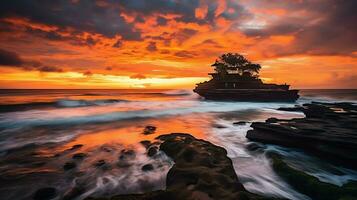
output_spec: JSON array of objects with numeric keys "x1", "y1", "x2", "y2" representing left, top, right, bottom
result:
[
  {"x1": 86, "y1": 133, "x2": 281, "y2": 200},
  {"x1": 247, "y1": 102, "x2": 357, "y2": 168},
  {"x1": 268, "y1": 152, "x2": 357, "y2": 200}
]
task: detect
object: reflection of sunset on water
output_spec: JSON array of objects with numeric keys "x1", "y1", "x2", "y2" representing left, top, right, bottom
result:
[{"x1": 58, "y1": 114, "x2": 212, "y2": 151}]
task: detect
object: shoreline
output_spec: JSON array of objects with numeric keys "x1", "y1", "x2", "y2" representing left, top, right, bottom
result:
[
  {"x1": 1, "y1": 96, "x2": 357, "y2": 200},
  {"x1": 84, "y1": 101, "x2": 357, "y2": 200}
]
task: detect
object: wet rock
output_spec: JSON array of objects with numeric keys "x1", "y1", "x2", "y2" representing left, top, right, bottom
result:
[
  {"x1": 155, "y1": 133, "x2": 274, "y2": 199},
  {"x1": 69, "y1": 144, "x2": 83, "y2": 151},
  {"x1": 277, "y1": 106, "x2": 303, "y2": 112},
  {"x1": 140, "y1": 140, "x2": 151, "y2": 149},
  {"x1": 33, "y1": 187, "x2": 57, "y2": 200},
  {"x1": 117, "y1": 149, "x2": 135, "y2": 168},
  {"x1": 246, "y1": 143, "x2": 264, "y2": 152},
  {"x1": 142, "y1": 164, "x2": 154, "y2": 171},
  {"x1": 100, "y1": 146, "x2": 113, "y2": 152},
  {"x1": 147, "y1": 146, "x2": 158, "y2": 157},
  {"x1": 247, "y1": 102, "x2": 357, "y2": 168},
  {"x1": 233, "y1": 121, "x2": 247, "y2": 125},
  {"x1": 121, "y1": 149, "x2": 135, "y2": 156},
  {"x1": 119, "y1": 149, "x2": 136, "y2": 160},
  {"x1": 212, "y1": 124, "x2": 227, "y2": 128},
  {"x1": 94, "y1": 160, "x2": 111, "y2": 170},
  {"x1": 94, "y1": 160, "x2": 106, "y2": 167},
  {"x1": 87, "y1": 133, "x2": 280, "y2": 200},
  {"x1": 72, "y1": 153, "x2": 87, "y2": 160},
  {"x1": 265, "y1": 117, "x2": 278, "y2": 123},
  {"x1": 54, "y1": 144, "x2": 84, "y2": 158},
  {"x1": 143, "y1": 125, "x2": 156, "y2": 135},
  {"x1": 116, "y1": 161, "x2": 131, "y2": 168},
  {"x1": 63, "y1": 162, "x2": 76, "y2": 170},
  {"x1": 269, "y1": 152, "x2": 357, "y2": 200},
  {"x1": 53, "y1": 153, "x2": 60, "y2": 158}
]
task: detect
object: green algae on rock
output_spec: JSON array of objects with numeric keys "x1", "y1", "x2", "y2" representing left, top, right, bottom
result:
[{"x1": 269, "y1": 153, "x2": 357, "y2": 200}]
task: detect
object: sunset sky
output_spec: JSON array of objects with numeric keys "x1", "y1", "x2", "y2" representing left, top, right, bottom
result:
[{"x1": 0, "y1": 0, "x2": 356, "y2": 89}]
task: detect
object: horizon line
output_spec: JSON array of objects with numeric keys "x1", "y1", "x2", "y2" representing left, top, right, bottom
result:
[{"x1": 1, "y1": 88, "x2": 357, "y2": 90}]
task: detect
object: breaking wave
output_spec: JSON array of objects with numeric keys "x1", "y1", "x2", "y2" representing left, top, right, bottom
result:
[
  {"x1": 55, "y1": 99, "x2": 127, "y2": 107},
  {"x1": 0, "y1": 99, "x2": 128, "y2": 113},
  {"x1": 161, "y1": 89, "x2": 193, "y2": 96}
]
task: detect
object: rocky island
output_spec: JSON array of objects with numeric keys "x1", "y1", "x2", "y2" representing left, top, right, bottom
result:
[{"x1": 193, "y1": 53, "x2": 299, "y2": 102}]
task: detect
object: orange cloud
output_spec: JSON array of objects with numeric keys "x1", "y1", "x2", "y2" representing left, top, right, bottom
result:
[{"x1": 0, "y1": 0, "x2": 356, "y2": 89}]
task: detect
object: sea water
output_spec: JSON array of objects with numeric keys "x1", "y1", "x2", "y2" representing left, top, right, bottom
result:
[{"x1": 0, "y1": 89, "x2": 356, "y2": 200}]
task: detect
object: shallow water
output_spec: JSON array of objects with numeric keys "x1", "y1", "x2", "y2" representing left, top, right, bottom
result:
[{"x1": 0, "y1": 89, "x2": 356, "y2": 200}]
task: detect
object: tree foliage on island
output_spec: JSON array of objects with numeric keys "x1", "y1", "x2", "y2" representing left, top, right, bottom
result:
[{"x1": 211, "y1": 53, "x2": 261, "y2": 77}]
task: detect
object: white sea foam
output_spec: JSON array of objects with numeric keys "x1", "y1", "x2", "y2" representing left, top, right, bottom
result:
[
  {"x1": 0, "y1": 100, "x2": 300, "y2": 130},
  {"x1": 206, "y1": 119, "x2": 310, "y2": 200},
  {"x1": 55, "y1": 99, "x2": 126, "y2": 107}
]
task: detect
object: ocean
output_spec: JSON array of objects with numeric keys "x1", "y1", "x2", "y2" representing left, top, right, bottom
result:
[{"x1": 0, "y1": 89, "x2": 357, "y2": 200}]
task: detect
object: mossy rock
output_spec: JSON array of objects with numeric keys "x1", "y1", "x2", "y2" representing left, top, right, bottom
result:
[
  {"x1": 269, "y1": 152, "x2": 357, "y2": 200},
  {"x1": 86, "y1": 133, "x2": 283, "y2": 200}
]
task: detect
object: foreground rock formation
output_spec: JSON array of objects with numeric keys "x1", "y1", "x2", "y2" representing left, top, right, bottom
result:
[
  {"x1": 268, "y1": 153, "x2": 357, "y2": 200},
  {"x1": 247, "y1": 102, "x2": 357, "y2": 168},
  {"x1": 87, "y1": 133, "x2": 280, "y2": 200}
]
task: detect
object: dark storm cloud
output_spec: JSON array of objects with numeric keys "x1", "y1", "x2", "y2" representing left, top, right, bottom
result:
[
  {"x1": 219, "y1": 0, "x2": 249, "y2": 20},
  {"x1": 0, "y1": 48, "x2": 63, "y2": 72},
  {"x1": 243, "y1": 23, "x2": 302, "y2": 37},
  {"x1": 174, "y1": 50, "x2": 197, "y2": 58},
  {"x1": 118, "y1": 0, "x2": 249, "y2": 25},
  {"x1": 172, "y1": 28, "x2": 198, "y2": 44},
  {"x1": 156, "y1": 16, "x2": 168, "y2": 26},
  {"x1": 118, "y1": 0, "x2": 199, "y2": 22},
  {"x1": 146, "y1": 42, "x2": 158, "y2": 52},
  {"x1": 0, "y1": 0, "x2": 141, "y2": 40},
  {"x1": 242, "y1": 0, "x2": 357, "y2": 56},
  {"x1": 2, "y1": 0, "x2": 354, "y2": 57},
  {"x1": 199, "y1": 39, "x2": 223, "y2": 48},
  {"x1": 85, "y1": 36, "x2": 97, "y2": 46},
  {"x1": 25, "y1": 28, "x2": 66, "y2": 41},
  {"x1": 0, "y1": 48, "x2": 23, "y2": 66},
  {"x1": 24, "y1": 27, "x2": 99, "y2": 47},
  {"x1": 37, "y1": 65, "x2": 63, "y2": 72},
  {"x1": 291, "y1": 0, "x2": 357, "y2": 55},
  {"x1": 112, "y1": 40, "x2": 123, "y2": 48},
  {"x1": 0, "y1": 0, "x2": 250, "y2": 45}
]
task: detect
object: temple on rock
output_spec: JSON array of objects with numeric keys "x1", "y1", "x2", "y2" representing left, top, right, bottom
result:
[{"x1": 193, "y1": 53, "x2": 299, "y2": 102}]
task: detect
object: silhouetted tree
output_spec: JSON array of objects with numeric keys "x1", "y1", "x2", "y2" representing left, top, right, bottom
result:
[
  {"x1": 211, "y1": 60, "x2": 227, "y2": 74},
  {"x1": 211, "y1": 53, "x2": 261, "y2": 77}
]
